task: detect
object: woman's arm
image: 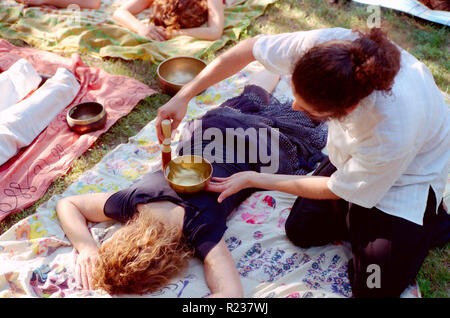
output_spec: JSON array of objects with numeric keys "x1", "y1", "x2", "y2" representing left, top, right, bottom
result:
[
  {"x1": 169, "y1": 0, "x2": 224, "y2": 41},
  {"x1": 203, "y1": 239, "x2": 243, "y2": 298},
  {"x1": 207, "y1": 171, "x2": 340, "y2": 203},
  {"x1": 155, "y1": 36, "x2": 257, "y2": 142},
  {"x1": 113, "y1": 0, "x2": 166, "y2": 41},
  {"x1": 56, "y1": 193, "x2": 114, "y2": 290}
]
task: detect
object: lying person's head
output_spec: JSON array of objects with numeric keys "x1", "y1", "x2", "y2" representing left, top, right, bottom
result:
[
  {"x1": 92, "y1": 212, "x2": 192, "y2": 294},
  {"x1": 291, "y1": 28, "x2": 401, "y2": 121},
  {"x1": 150, "y1": 0, "x2": 209, "y2": 30}
]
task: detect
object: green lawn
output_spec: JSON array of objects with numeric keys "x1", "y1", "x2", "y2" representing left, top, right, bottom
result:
[{"x1": 0, "y1": 0, "x2": 448, "y2": 297}]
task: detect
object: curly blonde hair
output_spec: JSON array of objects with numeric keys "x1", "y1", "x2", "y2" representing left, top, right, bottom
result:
[
  {"x1": 150, "y1": 0, "x2": 209, "y2": 30},
  {"x1": 92, "y1": 212, "x2": 192, "y2": 295}
]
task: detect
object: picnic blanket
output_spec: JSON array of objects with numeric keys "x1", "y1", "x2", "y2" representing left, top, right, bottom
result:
[
  {"x1": 0, "y1": 62, "x2": 424, "y2": 298},
  {"x1": 0, "y1": 0, "x2": 276, "y2": 62},
  {"x1": 0, "y1": 39, "x2": 155, "y2": 222},
  {"x1": 352, "y1": 0, "x2": 450, "y2": 26}
]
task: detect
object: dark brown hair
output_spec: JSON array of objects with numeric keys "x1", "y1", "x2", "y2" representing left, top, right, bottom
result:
[
  {"x1": 419, "y1": 0, "x2": 450, "y2": 11},
  {"x1": 292, "y1": 28, "x2": 401, "y2": 118},
  {"x1": 150, "y1": 0, "x2": 209, "y2": 30}
]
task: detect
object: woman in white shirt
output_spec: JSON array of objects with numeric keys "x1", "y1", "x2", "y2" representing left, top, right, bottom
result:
[{"x1": 155, "y1": 27, "x2": 450, "y2": 297}]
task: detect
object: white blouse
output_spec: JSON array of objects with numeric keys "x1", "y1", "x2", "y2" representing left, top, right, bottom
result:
[{"x1": 252, "y1": 27, "x2": 450, "y2": 225}]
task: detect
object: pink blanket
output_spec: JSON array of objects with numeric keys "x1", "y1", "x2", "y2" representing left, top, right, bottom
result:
[{"x1": 0, "y1": 40, "x2": 155, "y2": 222}]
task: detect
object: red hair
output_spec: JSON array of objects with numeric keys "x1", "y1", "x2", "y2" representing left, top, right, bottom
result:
[{"x1": 150, "y1": 0, "x2": 209, "y2": 30}]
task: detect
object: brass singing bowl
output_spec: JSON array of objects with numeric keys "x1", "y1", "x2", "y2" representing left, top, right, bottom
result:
[
  {"x1": 157, "y1": 56, "x2": 207, "y2": 96},
  {"x1": 164, "y1": 155, "x2": 213, "y2": 194},
  {"x1": 66, "y1": 102, "x2": 107, "y2": 134}
]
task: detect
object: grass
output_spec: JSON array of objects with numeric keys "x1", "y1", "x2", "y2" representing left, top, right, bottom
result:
[{"x1": 0, "y1": 0, "x2": 448, "y2": 297}]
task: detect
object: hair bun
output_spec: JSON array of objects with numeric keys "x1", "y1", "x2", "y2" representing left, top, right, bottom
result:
[{"x1": 350, "y1": 28, "x2": 401, "y2": 93}]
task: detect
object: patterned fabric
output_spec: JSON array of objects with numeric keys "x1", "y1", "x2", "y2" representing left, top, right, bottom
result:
[
  {"x1": 0, "y1": 0, "x2": 276, "y2": 61},
  {"x1": 0, "y1": 62, "x2": 421, "y2": 298}
]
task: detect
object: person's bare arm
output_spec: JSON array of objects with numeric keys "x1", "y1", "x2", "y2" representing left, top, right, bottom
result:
[
  {"x1": 155, "y1": 37, "x2": 257, "y2": 142},
  {"x1": 113, "y1": 0, "x2": 166, "y2": 41},
  {"x1": 203, "y1": 239, "x2": 243, "y2": 298},
  {"x1": 56, "y1": 193, "x2": 114, "y2": 290},
  {"x1": 207, "y1": 171, "x2": 340, "y2": 203},
  {"x1": 15, "y1": 0, "x2": 101, "y2": 9},
  {"x1": 169, "y1": 0, "x2": 224, "y2": 41}
]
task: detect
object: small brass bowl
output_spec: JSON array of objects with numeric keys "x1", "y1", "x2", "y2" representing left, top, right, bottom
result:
[
  {"x1": 157, "y1": 56, "x2": 207, "y2": 96},
  {"x1": 164, "y1": 155, "x2": 213, "y2": 194},
  {"x1": 66, "y1": 102, "x2": 107, "y2": 134}
]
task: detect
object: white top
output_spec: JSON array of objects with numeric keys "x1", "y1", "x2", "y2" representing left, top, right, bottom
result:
[{"x1": 253, "y1": 27, "x2": 450, "y2": 225}]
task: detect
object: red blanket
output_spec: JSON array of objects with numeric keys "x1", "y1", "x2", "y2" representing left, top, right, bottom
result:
[{"x1": 0, "y1": 40, "x2": 155, "y2": 222}]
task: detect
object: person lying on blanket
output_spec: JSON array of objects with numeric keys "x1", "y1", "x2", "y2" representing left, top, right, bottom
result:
[
  {"x1": 113, "y1": 0, "x2": 224, "y2": 41},
  {"x1": 55, "y1": 69, "x2": 328, "y2": 297},
  {"x1": 15, "y1": 0, "x2": 100, "y2": 9},
  {"x1": 155, "y1": 27, "x2": 450, "y2": 298}
]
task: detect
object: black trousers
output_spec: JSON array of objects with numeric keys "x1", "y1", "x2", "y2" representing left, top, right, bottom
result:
[{"x1": 285, "y1": 157, "x2": 450, "y2": 298}]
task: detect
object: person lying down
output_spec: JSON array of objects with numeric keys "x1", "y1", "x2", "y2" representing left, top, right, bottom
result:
[{"x1": 56, "y1": 70, "x2": 328, "y2": 297}]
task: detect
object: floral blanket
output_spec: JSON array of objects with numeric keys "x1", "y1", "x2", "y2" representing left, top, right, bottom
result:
[
  {"x1": 0, "y1": 62, "x2": 423, "y2": 298},
  {"x1": 0, "y1": 0, "x2": 276, "y2": 62}
]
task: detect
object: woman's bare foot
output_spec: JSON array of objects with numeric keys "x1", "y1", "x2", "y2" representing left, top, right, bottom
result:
[{"x1": 247, "y1": 68, "x2": 280, "y2": 93}]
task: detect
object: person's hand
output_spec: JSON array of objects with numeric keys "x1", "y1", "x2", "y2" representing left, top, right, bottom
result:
[
  {"x1": 164, "y1": 28, "x2": 181, "y2": 40},
  {"x1": 138, "y1": 25, "x2": 167, "y2": 42},
  {"x1": 206, "y1": 171, "x2": 258, "y2": 203},
  {"x1": 74, "y1": 247, "x2": 99, "y2": 290},
  {"x1": 155, "y1": 97, "x2": 188, "y2": 143}
]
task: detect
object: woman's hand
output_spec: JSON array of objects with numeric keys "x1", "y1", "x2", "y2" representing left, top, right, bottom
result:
[
  {"x1": 206, "y1": 171, "x2": 258, "y2": 203},
  {"x1": 155, "y1": 97, "x2": 189, "y2": 143},
  {"x1": 163, "y1": 28, "x2": 180, "y2": 40},
  {"x1": 137, "y1": 24, "x2": 167, "y2": 41},
  {"x1": 75, "y1": 246, "x2": 99, "y2": 290}
]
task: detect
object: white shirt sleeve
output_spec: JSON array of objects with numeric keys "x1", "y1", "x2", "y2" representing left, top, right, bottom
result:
[{"x1": 252, "y1": 27, "x2": 357, "y2": 75}]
